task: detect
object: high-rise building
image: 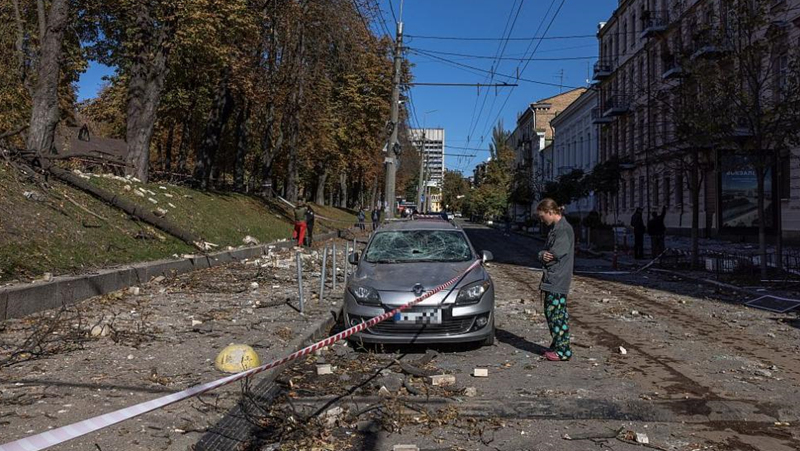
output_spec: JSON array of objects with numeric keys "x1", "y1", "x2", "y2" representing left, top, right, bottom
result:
[{"x1": 410, "y1": 128, "x2": 445, "y2": 188}]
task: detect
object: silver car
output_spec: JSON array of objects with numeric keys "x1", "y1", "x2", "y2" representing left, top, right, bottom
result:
[{"x1": 344, "y1": 220, "x2": 495, "y2": 346}]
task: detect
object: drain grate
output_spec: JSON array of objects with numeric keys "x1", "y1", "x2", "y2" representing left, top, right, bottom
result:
[{"x1": 745, "y1": 295, "x2": 800, "y2": 313}]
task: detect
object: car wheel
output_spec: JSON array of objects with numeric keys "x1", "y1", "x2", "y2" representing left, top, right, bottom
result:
[{"x1": 481, "y1": 321, "x2": 495, "y2": 347}]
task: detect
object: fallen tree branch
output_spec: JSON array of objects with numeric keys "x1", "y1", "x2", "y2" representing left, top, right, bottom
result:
[{"x1": 0, "y1": 125, "x2": 28, "y2": 140}]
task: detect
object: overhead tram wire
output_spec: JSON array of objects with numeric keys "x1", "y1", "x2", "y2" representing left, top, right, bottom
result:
[
  {"x1": 464, "y1": 0, "x2": 523, "y2": 149},
  {"x1": 477, "y1": 0, "x2": 568, "y2": 165},
  {"x1": 475, "y1": 0, "x2": 559, "y2": 150},
  {"x1": 406, "y1": 47, "x2": 596, "y2": 62},
  {"x1": 466, "y1": 0, "x2": 527, "y2": 147},
  {"x1": 408, "y1": 49, "x2": 578, "y2": 89},
  {"x1": 405, "y1": 33, "x2": 595, "y2": 41}
]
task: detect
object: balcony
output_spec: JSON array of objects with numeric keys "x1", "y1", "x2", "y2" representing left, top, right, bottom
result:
[
  {"x1": 641, "y1": 10, "x2": 669, "y2": 38},
  {"x1": 602, "y1": 95, "x2": 630, "y2": 117},
  {"x1": 591, "y1": 107, "x2": 612, "y2": 124},
  {"x1": 662, "y1": 55, "x2": 683, "y2": 79},
  {"x1": 593, "y1": 60, "x2": 614, "y2": 81}
]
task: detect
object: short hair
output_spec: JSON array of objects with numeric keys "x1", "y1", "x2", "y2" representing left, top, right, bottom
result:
[{"x1": 536, "y1": 198, "x2": 563, "y2": 214}]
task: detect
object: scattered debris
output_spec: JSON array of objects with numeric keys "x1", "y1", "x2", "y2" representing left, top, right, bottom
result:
[
  {"x1": 463, "y1": 387, "x2": 478, "y2": 397},
  {"x1": 427, "y1": 374, "x2": 456, "y2": 386},
  {"x1": 147, "y1": 197, "x2": 158, "y2": 204},
  {"x1": 243, "y1": 235, "x2": 260, "y2": 246},
  {"x1": 317, "y1": 364, "x2": 333, "y2": 375},
  {"x1": 393, "y1": 446, "x2": 419, "y2": 451},
  {"x1": 42, "y1": 272, "x2": 53, "y2": 282},
  {"x1": 473, "y1": 368, "x2": 488, "y2": 377},
  {"x1": 128, "y1": 287, "x2": 140, "y2": 296},
  {"x1": 618, "y1": 346, "x2": 628, "y2": 355}
]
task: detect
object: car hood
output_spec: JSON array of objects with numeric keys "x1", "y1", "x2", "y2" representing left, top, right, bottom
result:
[{"x1": 353, "y1": 260, "x2": 484, "y2": 292}]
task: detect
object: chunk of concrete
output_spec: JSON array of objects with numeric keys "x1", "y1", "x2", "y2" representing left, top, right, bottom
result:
[
  {"x1": 473, "y1": 368, "x2": 488, "y2": 377},
  {"x1": 393, "y1": 445, "x2": 419, "y2": 451},
  {"x1": 317, "y1": 364, "x2": 333, "y2": 375},
  {"x1": 427, "y1": 374, "x2": 456, "y2": 386}
]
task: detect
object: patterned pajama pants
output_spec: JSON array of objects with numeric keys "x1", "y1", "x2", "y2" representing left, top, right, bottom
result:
[{"x1": 542, "y1": 291, "x2": 572, "y2": 360}]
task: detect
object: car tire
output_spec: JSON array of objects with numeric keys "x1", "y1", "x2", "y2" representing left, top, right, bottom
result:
[{"x1": 481, "y1": 321, "x2": 496, "y2": 347}]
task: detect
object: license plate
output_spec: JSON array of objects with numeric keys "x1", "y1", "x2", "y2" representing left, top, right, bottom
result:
[{"x1": 394, "y1": 309, "x2": 442, "y2": 324}]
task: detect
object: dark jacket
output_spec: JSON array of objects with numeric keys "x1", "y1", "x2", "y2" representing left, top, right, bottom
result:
[
  {"x1": 631, "y1": 211, "x2": 646, "y2": 235},
  {"x1": 647, "y1": 209, "x2": 666, "y2": 236},
  {"x1": 371, "y1": 210, "x2": 380, "y2": 221},
  {"x1": 538, "y1": 217, "x2": 575, "y2": 295},
  {"x1": 305, "y1": 208, "x2": 315, "y2": 227}
]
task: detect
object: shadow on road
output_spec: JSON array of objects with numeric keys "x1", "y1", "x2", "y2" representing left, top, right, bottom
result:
[{"x1": 496, "y1": 328, "x2": 549, "y2": 355}]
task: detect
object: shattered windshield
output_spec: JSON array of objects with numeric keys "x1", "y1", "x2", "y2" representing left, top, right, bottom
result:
[{"x1": 364, "y1": 230, "x2": 473, "y2": 263}]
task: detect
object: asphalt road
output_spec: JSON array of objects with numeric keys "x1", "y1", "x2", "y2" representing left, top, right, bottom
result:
[{"x1": 243, "y1": 221, "x2": 800, "y2": 451}]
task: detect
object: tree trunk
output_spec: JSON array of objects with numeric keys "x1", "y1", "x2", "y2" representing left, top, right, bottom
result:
[
  {"x1": 260, "y1": 102, "x2": 281, "y2": 196},
  {"x1": 193, "y1": 75, "x2": 234, "y2": 190},
  {"x1": 756, "y1": 167, "x2": 768, "y2": 280},
  {"x1": 369, "y1": 176, "x2": 379, "y2": 209},
  {"x1": 26, "y1": 0, "x2": 69, "y2": 155},
  {"x1": 774, "y1": 151, "x2": 783, "y2": 272},
  {"x1": 234, "y1": 104, "x2": 249, "y2": 192},
  {"x1": 47, "y1": 165, "x2": 202, "y2": 248},
  {"x1": 339, "y1": 172, "x2": 348, "y2": 208},
  {"x1": 690, "y1": 153, "x2": 700, "y2": 270},
  {"x1": 164, "y1": 123, "x2": 174, "y2": 173},
  {"x1": 315, "y1": 169, "x2": 328, "y2": 205},
  {"x1": 11, "y1": 0, "x2": 29, "y2": 89},
  {"x1": 124, "y1": 8, "x2": 173, "y2": 183}
]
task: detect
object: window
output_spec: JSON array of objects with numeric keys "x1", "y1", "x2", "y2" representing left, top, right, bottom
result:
[
  {"x1": 676, "y1": 171, "x2": 684, "y2": 205},
  {"x1": 777, "y1": 53, "x2": 789, "y2": 99},
  {"x1": 665, "y1": 176, "x2": 671, "y2": 207},
  {"x1": 653, "y1": 177, "x2": 660, "y2": 206},
  {"x1": 639, "y1": 176, "x2": 645, "y2": 208},
  {"x1": 629, "y1": 113, "x2": 636, "y2": 159},
  {"x1": 630, "y1": 177, "x2": 636, "y2": 208},
  {"x1": 780, "y1": 153, "x2": 791, "y2": 200},
  {"x1": 623, "y1": 21, "x2": 628, "y2": 51},
  {"x1": 622, "y1": 179, "x2": 628, "y2": 210}
]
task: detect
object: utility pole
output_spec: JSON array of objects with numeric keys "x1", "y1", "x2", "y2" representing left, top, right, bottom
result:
[
  {"x1": 417, "y1": 129, "x2": 425, "y2": 212},
  {"x1": 383, "y1": 10, "x2": 403, "y2": 219}
]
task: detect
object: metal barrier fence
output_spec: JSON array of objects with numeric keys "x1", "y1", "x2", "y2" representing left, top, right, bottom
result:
[{"x1": 657, "y1": 248, "x2": 800, "y2": 282}]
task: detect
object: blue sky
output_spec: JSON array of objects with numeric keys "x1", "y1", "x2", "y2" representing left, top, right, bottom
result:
[{"x1": 75, "y1": 0, "x2": 619, "y2": 176}]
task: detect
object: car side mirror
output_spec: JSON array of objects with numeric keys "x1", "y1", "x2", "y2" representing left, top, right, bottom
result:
[
  {"x1": 348, "y1": 252, "x2": 360, "y2": 265},
  {"x1": 481, "y1": 250, "x2": 494, "y2": 263}
]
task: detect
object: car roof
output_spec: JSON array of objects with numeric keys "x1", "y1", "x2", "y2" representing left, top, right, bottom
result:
[{"x1": 378, "y1": 219, "x2": 459, "y2": 231}]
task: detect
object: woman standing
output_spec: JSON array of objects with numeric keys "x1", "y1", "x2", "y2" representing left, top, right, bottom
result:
[{"x1": 536, "y1": 198, "x2": 575, "y2": 362}]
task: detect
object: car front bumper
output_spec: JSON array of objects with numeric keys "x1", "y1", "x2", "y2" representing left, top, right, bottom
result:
[{"x1": 343, "y1": 288, "x2": 495, "y2": 344}]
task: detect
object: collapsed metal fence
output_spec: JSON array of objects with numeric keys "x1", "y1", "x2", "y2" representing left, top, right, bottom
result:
[{"x1": 657, "y1": 248, "x2": 800, "y2": 283}]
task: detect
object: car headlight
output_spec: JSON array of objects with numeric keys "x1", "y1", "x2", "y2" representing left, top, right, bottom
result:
[
  {"x1": 456, "y1": 280, "x2": 491, "y2": 306},
  {"x1": 348, "y1": 284, "x2": 381, "y2": 306}
]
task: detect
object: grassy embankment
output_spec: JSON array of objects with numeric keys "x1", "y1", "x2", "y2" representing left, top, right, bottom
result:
[{"x1": 0, "y1": 162, "x2": 356, "y2": 283}]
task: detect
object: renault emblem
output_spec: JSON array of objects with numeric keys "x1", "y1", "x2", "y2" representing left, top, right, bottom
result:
[{"x1": 413, "y1": 283, "x2": 424, "y2": 296}]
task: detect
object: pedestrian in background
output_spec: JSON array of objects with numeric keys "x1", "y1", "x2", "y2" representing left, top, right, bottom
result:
[
  {"x1": 357, "y1": 208, "x2": 366, "y2": 231},
  {"x1": 631, "y1": 207, "x2": 646, "y2": 260},
  {"x1": 292, "y1": 202, "x2": 308, "y2": 247},
  {"x1": 371, "y1": 208, "x2": 380, "y2": 230},
  {"x1": 305, "y1": 205, "x2": 316, "y2": 247},
  {"x1": 647, "y1": 206, "x2": 667, "y2": 258},
  {"x1": 536, "y1": 198, "x2": 574, "y2": 362}
]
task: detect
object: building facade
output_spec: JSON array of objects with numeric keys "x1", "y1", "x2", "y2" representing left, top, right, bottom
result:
[
  {"x1": 506, "y1": 88, "x2": 586, "y2": 221},
  {"x1": 593, "y1": 0, "x2": 800, "y2": 240},
  {"x1": 409, "y1": 128, "x2": 445, "y2": 188},
  {"x1": 550, "y1": 89, "x2": 600, "y2": 216}
]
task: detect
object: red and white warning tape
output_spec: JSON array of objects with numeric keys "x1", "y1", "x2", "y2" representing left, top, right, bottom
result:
[{"x1": 0, "y1": 259, "x2": 482, "y2": 451}]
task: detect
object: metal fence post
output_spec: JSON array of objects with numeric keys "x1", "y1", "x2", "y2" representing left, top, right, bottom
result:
[
  {"x1": 296, "y1": 251, "x2": 304, "y2": 314},
  {"x1": 332, "y1": 242, "x2": 338, "y2": 291},
  {"x1": 319, "y1": 244, "x2": 328, "y2": 303},
  {"x1": 344, "y1": 241, "x2": 350, "y2": 286}
]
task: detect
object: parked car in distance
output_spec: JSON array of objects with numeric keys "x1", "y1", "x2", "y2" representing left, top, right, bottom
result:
[{"x1": 343, "y1": 220, "x2": 495, "y2": 346}]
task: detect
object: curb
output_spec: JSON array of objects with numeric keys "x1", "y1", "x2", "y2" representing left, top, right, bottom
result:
[
  {"x1": 0, "y1": 232, "x2": 342, "y2": 320},
  {"x1": 195, "y1": 304, "x2": 343, "y2": 451}
]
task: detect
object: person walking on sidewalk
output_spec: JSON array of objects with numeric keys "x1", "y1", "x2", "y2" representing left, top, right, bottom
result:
[
  {"x1": 536, "y1": 198, "x2": 575, "y2": 362},
  {"x1": 647, "y1": 206, "x2": 667, "y2": 258},
  {"x1": 292, "y1": 202, "x2": 308, "y2": 247},
  {"x1": 304, "y1": 205, "x2": 316, "y2": 247},
  {"x1": 371, "y1": 208, "x2": 380, "y2": 231},
  {"x1": 631, "y1": 207, "x2": 646, "y2": 260},
  {"x1": 357, "y1": 208, "x2": 366, "y2": 231}
]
